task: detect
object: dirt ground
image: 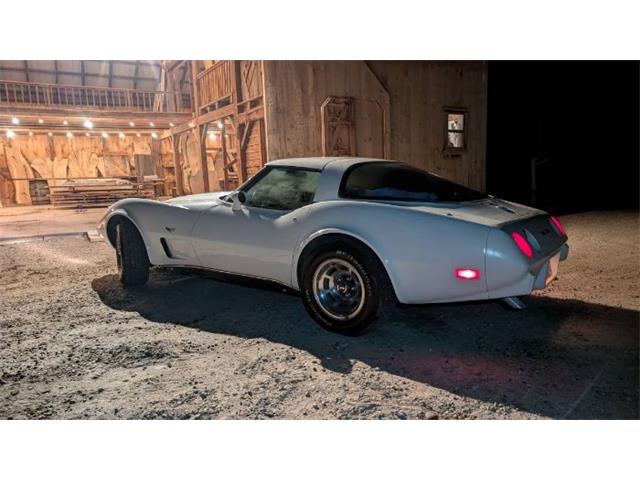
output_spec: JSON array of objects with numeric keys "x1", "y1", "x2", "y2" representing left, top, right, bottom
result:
[{"x1": 0, "y1": 210, "x2": 638, "y2": 419}]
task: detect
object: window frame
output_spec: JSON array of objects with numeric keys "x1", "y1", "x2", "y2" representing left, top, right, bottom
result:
[
  {"x1": 235, "y1": 165, "x2": 322, "y2": 212},
  {"x1": 444, "y1": 108, "x2": 468, "y2": 152}
]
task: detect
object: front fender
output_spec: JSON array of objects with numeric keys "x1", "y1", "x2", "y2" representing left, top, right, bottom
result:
[{"x1": 97, "y1": 206, "x2": 153, "y2": 259}]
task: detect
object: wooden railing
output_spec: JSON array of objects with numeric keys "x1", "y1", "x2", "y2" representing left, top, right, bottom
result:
[
  {"x1": 0, "y1": 80, "x2": 191, "y2": 113},
  {"x1": 196, "y1": 61, "x2": 233, "y2": 111}
]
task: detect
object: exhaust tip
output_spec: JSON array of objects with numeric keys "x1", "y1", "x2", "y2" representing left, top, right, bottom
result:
[{"x1": 502, "y1": 296, "x2": 526, "y2": 310}]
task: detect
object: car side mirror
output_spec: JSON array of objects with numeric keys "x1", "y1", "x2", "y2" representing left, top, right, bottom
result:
[{"x1": 229, "y1": 190, "x2": 246, "y2": 211}]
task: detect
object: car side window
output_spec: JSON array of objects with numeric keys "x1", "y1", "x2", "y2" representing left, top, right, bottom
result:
[{"x1": 242, "y1": 167, "x2": 320, "y2": 211}]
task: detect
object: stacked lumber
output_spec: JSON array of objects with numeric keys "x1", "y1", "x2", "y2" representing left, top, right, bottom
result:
[{"x1": 49, "y1": 178, "x2": 154, "y2": 209}]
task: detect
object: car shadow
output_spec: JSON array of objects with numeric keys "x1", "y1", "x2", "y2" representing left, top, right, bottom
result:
[{"x1": 91, "y1": 269, "x2": 639, "y2": 419}]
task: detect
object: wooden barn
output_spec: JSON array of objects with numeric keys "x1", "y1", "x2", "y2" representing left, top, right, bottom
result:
[{"x1": 0, "y1": 60, "x2": 487, "y2": 208}]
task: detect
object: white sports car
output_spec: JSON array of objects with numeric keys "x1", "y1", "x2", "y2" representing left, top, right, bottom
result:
[{"x1": 98, "y1": 157, "x2": 569, "y2": 335}]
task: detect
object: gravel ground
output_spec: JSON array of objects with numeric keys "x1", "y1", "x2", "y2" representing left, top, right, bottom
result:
[{"x1": 1, "y1": 210, "x2": 638, "y2": 419}]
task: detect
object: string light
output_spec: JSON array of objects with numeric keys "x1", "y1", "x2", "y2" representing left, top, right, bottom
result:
[
  {"x1": 11, "y1": 117, "x2": 19, "y2": 125},
  {"x1": 217, "y1": 121, "x2": 223, "y2": 129},
  {"x1": 129, "y1": 121, "x2": 135, "y2": 127},
  {"x1": 48, "y1": 132, "x2": 53, "y2": 136},
  {"x1": 83, "y1": 119, "x2": 94, "y2": 129},
  {"x1": 151, "y1": 132, "x2": 158, "y2": 139},
  {"x1": 38, "y1": 119, "x2": 44, "y2": 124},
  {"x1": 101, "y1": 132, "x2": 109, "y2": 138},
  {"x1": 169, "y1": 122, "x2": 174, "y2": 127},
  {"x1": 118, "y1": 132, "x2": 125, "y2": 139},
  {"x1": 6, "y1": 130, "x2": 16, "y2": 138},
  {"x1": 188, "y1": 122, "x2": 195, "y2": 128},
  {"x1": 85, "y1": 132, "x2": 90, "y2": 137},
  {"x1": 63, "y1": 120, "x2": 69, "y2": 126},
  {"x1": 149, "y1": 122, "x2": 155, "y2": 127},
  {"x1": 136, "y1": 133, "x2": 141, "y2": 137},
  {"x1": 66, "y1": 132, "x2": 73, "y2": 138},
  {"x1": 28, "y1": 131, "x2": 33, "y2": 136}
]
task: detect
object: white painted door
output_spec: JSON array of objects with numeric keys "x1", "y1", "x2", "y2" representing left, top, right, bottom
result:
[{"x1": 191, "y1": 166, "x2": 321, "y2": 285}]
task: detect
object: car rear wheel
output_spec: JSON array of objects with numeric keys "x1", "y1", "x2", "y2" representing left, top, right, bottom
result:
[
  {"x1": 115, "y1": 219, "x2": 150, "y2": 286},
  {"x1": 301, "y1": 243, "x2": 394, "y2": 335}
]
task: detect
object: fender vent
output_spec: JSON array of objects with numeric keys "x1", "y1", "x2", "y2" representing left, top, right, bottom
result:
[{"x1": 160, "y1": 238, "x2": 174, "y2": 258}]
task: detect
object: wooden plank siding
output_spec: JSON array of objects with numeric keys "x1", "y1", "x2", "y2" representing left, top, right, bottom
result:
[
  {"x1": 366, "y1": 61, "x2": 488, "y2": 191},
  {"x1": 262, "y1": 61, "x2": 391, "y2": 163},
  {"x1": 262, "y1": 60, "x2": 487, "y2": 191}
]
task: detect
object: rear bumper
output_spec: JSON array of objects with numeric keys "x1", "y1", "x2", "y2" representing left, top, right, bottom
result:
[
  {"x1": 486, "y1": 240, "x2": 569, "y2": 299},
  {"x1": 532, "y1": 243, "x2": 569, "y2": 290}
]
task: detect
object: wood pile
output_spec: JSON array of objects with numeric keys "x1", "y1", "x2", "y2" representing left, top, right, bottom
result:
[{"x1": 49, "y1": 178, "x2": 154, "y2": 208}]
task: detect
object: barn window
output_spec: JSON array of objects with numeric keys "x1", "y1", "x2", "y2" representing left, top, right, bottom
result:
[{"x1": 445, "y1": 111, "x2": 466, "y2": 150}]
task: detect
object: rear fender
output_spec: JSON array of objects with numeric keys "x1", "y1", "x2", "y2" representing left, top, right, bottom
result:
[{"x1": 292, "y1": 227, "x2": 400, "y2": 299}]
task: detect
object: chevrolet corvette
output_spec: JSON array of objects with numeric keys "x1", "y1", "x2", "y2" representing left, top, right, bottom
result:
[{"x1": 98, "y1": 157, "x2": 569, "y2": 334}]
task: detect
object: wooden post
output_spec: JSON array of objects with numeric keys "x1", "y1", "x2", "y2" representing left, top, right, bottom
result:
[
  {"x1": 199, "y1": 123, "x2": 210, "y2": 192},
  {"x1": 190, "y1": 60, "x2": 200, "y2": 116},
  {"x1": 221, "y1": 121, "x2": 229, "y2": 190},
  {"x1": 237, "y1": 123, "x2": 247, "y2": 184},
  {"x1": 172, "y1": 134, "x2": 184, "y2": 196}
]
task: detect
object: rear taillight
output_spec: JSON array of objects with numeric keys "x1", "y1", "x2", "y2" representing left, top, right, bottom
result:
[
  {"x1": 511, "y1": 231, "x2": 533, "y2": 258},
  {"x1": 550, "y1": 216, "x2": 566, "y2": 236}
]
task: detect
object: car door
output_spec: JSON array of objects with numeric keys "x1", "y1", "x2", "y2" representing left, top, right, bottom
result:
[{"x1": 190, "y1": 166, "x2": 321, "y2": 286}]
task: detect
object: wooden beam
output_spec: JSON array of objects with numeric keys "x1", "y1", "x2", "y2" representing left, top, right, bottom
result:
[
  {"x1": 23, "y1": 61, "x2": 30, "y2": 82},
  {"x1": 80, "y1": 60, "x2": 85, "y2": 86},
  {"x1": 231, "y1": 60, "x2": 242, "y2": 106},
  {"x1": 171, "y1": 134, "x2": 184, "y2": 196},
  {"x1": 198, "y1": 123, "x2": 210, "y2": 192},
  {"x1": 189, "y1": 61, "x2": 200, "y2": 115},
  {"x1": 179, "y1": 65, "x2": 187, "y2": 95},
  {"x1": 0, "y1": 66, "x2": 158, "y2": 83},
  {"x1": 220, "y1": 121, "x2": 228, "y2": 190},
  {"x1": 133, "y1": 61, "x2": 140, "y2": 90},
  {"x1": 166, "y1": 60, "x2": 186, "y2": 73},
  {"x1": 53, "y1": 60, "x2": 58, "y2": 83},
  {"x1": 108, "y1": 61, "x2": 113, "y2": 88}
]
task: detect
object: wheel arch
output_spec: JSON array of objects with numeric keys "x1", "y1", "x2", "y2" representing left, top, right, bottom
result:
[
  {"x1": 105, "y1": 210, "x2": 152, "y2": 262},
  {"x1": 294, "y1": 229, "x2": 400, "y2": 300}
]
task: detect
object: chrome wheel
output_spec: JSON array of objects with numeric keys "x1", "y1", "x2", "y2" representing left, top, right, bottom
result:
[{"x1": 312, "y1": 258, "x2": 365, "y2": 321}]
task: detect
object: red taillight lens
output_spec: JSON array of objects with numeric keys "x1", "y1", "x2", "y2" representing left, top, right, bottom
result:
[
  {"x1": 455, "y1": 268, "x2": 480, "y2": 280},
  {"x1": 511, "y1": 231, "x2": 533, "y2": 258},
  {"x1": 550, "y1": 216, "x2": 566, "y2": 236}
]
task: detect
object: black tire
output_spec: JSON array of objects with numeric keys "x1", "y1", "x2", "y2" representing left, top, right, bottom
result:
[
  {"x1": 300, "y1": 241, "x2": 395, "y2": 335},
  {"x1": 115, "y1": 219, "x2": 150, "y2": 286}
]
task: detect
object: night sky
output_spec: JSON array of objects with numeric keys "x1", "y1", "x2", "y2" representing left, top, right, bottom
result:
[{"x1": 486, "y1": 61, "x2": 639, "y2": 214}]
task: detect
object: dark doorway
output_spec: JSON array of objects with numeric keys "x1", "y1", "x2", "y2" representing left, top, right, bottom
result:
[{"x1": 487, "y1": 61, "x2": 639, "y2": 214}]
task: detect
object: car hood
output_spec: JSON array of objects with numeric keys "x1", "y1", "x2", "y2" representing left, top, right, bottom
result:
[{"x1": 164, "y1": 191, "x2": 230, "y2": 211}]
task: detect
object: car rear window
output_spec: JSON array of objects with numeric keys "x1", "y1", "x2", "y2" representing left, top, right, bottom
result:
[{"x1": 341, "y1": 162, "x2": 487, "y2": 203}]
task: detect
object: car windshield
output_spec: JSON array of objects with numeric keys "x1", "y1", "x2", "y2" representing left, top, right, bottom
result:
[
  {"x1": 341, "y1": 162, "x2": 487, "y2": 203},
  {"x1": 242, "y1": 167, "x2": 320, "y2": 211}
]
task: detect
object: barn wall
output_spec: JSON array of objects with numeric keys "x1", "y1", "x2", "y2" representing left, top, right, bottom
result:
[
  {"x1": 263, "y1": 60, "x2": 487, "y2": 190},
  {"x1": 263, "y1": 61, "x2": 391, "y2": 162},
  {"x1": 0, "y1": 134, "x2": 155, "y2": 206},
  {"x1": 367, "y1": 61, "x2": 488, "y2": 191}
]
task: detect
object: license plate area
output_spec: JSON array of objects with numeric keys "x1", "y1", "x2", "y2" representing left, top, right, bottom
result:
[{"x1": 545, "y1": 252, "x2": 560, "y2": 286}]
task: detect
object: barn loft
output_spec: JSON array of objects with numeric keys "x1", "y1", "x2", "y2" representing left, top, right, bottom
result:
[{"x1": 0, "y1": 61, "x2": 487, "y2": 208}]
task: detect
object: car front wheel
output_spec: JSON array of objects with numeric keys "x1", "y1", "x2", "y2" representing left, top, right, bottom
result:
[{"x1": 115, "y1": 219, "x2": 150, "y2": 286}]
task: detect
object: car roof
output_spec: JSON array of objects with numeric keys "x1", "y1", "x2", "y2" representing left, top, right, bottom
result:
[
  {"x1": 266, "y1": 157, "x2": 399, "y2": 201},
  {"x1": 267, "y1": 156, "x2": 394, "y2": 172}
]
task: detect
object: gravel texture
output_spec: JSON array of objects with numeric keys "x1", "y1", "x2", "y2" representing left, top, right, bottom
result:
[{"x1": 1, "y1": 210, "x2": 638, "y2": 419}]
